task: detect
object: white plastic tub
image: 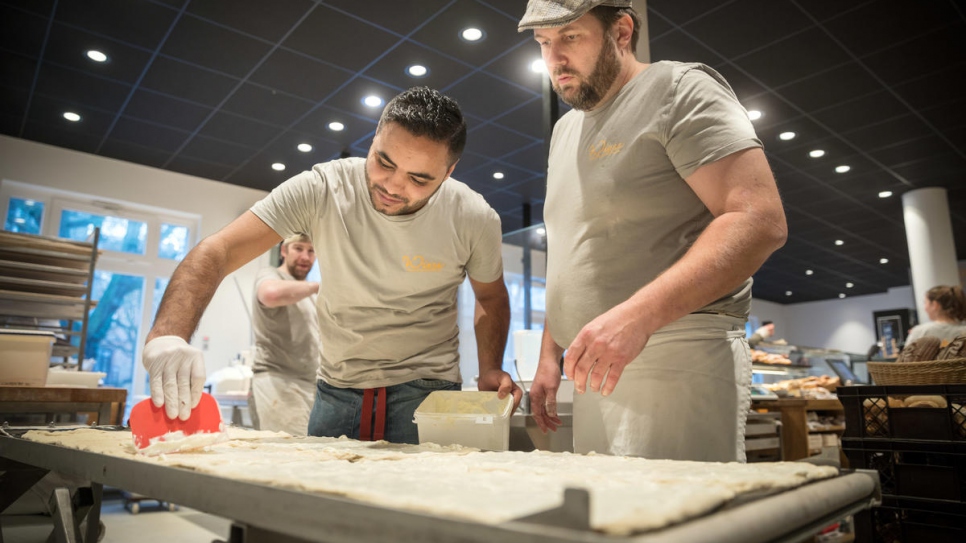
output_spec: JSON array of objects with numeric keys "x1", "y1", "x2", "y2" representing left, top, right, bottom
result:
[
  {"x1": 0, "y1": 329, "x2": 55, "y2": 386},
  {"x1": 414, "y1": 391, "x2": 512, "y2": 451},
  {"x1": 46, "y1": 369, "x2": 107, "y2": 388}
]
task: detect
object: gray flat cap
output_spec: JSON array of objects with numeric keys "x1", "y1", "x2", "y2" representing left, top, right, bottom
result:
[{"x1": 518, "y1": 0, "x2": 634, "y2": 32}]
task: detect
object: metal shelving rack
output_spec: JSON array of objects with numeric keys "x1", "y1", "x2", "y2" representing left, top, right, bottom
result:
[{"x1": 0, "y1": 228, "x2": 99, "y2": 365}]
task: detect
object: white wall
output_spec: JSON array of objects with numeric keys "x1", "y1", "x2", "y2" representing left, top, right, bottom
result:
[
  {"x1": 750, "y1": 286, "x2": 917, "y2": 354},
  {"x1": 0, "y1": 135, "x2": 270, "y2": 395}
]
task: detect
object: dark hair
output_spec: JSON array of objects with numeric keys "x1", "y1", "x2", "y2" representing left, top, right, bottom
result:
[
  {"x1": 376, "y1": 87, "x2": 467, "y2": 166},
  {"x1": 763, "y1": 320, "x2": 774, "y2": 326},
  {"x1": 588, "y1": 6, "x2": 642, "y2": 54},
  {"x1": 926, "y1": 285, "x2": 966, "y2": 321}
]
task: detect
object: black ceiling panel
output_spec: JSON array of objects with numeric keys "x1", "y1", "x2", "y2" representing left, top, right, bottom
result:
[
  {"x1": 282, "y1": 5, "x2": 400, "y2": 73},
  {"x1": 186, "y1": 0, "x2": 314, "y2": 43},
  {"x1": 55, "y1": 0, "x2": 177, "y2": 50},
  {"x1": 123, "y1": 90, "x2": 211, "y2": 133},
  {"x1": 161, "y1": 15, "x2": 272, "y2": 78},
  {"x1": 221, "y1": 83, "x2": 314, "y2": 127},
  {"x1": 139, "y1": 56, "x2": 239, "y2": 107},
  {"x1": 248, "y1": 49, "x2": 351, "y2": 103},
  {"x1": 1, "y1": 0, "x2": 963, "y2": 305},
  {"x1": 684, "y1": 0, "x2": 813, "y2": 59}
]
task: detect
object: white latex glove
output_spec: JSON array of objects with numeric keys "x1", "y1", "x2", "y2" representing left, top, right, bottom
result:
[{"x1": 142, "y1": 336, "x2": 206, "y2": 421}]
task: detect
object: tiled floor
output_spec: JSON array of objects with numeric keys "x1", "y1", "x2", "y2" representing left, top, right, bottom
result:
[{"x1": 2, "y1": 490, "x2": 231, "y2": 543}]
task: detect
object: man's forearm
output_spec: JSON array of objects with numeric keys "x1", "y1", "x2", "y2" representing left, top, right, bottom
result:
[
  {"x1": 258, "y1": 280, "x2": 319, "y2": 307},
  {"x1": 626, "y1": 210, "x2": 786, "y2": 336},
  {"x1": 474, "y1": 295, "x2": 511, "y2": 376},
  {"x1": 148, "y1": 238, "x2": 231, "y2": 342}
]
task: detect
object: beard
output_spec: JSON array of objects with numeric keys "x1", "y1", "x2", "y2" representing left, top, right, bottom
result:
[
  {"x1": 365, "y1": 165, "x2": 435, "y2": 216},
  {"x1": 284, "y1": 259, "x2": 309, "y2": 281},
  {"x1": 553, "y1": 34, "x2": 621, "y2": 111}
]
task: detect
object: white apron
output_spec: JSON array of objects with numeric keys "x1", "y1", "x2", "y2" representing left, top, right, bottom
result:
[
  {"x1": 249, "y1": 372, "x2": 316, "y2": 436},
  {"x1": 572, "y1": 313, "x2": 752, "y2": 462}
]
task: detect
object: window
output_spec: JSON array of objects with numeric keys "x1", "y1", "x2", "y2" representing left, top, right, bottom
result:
[
  {"x1": 4, "y1": 197, "x2": 44, "y2": 234},
  {"x1": 1, "y1": 181, "x2": 198, "y2": 401},
  {"x1": 59, "y1": 209, "x2": 148, "y2": 255}
]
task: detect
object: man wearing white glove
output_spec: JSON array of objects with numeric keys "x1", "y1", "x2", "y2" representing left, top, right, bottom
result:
[{"x1": 144, "y1": 87, "x2": 521, "y2": 440}]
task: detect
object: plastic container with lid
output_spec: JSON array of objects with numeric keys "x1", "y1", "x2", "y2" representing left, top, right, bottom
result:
[
  {"x1": 0, "y1": 329, "x2": 55, "y2": 386},
  {"x1": 414, "y1": 391, "x2": 513, "y2": 451}
]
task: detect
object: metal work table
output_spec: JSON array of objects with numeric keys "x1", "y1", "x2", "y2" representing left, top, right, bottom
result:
[{"x1": 0, "y1": 432, "x2": 880, "y2": 543}]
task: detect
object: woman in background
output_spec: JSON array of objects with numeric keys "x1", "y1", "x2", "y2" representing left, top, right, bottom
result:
[{"x1": 906, "y1": 285, "x2": 966, "y2": 343}]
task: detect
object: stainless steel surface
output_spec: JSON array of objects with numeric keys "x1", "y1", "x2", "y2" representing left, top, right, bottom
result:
[{"x1": 1, "y1": 434, "x2": 880, "y2": 543}]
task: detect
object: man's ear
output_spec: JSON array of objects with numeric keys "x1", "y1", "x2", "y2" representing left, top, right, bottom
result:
[
  {"x1": 445, "y1": 159, "x2": 459, "y2": 180},
  {"x1": 615, "y1": 13, "x2": 634, "y2": 49}
]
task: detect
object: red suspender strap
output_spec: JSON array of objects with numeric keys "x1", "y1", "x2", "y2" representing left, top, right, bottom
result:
[
  {"x1": 359, "y1": 388, "x2": 374, "y2": 441},
  {"x1": 373, "y1": 387, "x2": 387, "y2": 442}
]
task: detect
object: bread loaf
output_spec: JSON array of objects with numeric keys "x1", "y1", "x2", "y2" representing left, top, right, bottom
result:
[
  {"x1": 937, "y1": 334, "x2": 966, "y2": 360},
  {"x1": 897, "y1": 336, "x2": 942, "y2": 362},
  {"x1": 901, "y1": 395, "x2": 947, "y2": 408}
]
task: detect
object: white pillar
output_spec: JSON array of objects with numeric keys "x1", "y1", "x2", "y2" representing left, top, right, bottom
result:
[{"x1": 902, "y1": 187, "x2": 960, "y2": 323}]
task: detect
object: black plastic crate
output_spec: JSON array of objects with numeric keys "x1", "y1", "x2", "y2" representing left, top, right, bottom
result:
[
  {"x1": 838, "y1": 385, "x2": 966, "y2": 441},
  {"x1": 843, "y1": 438, "x2": 966, "y2": 501},
  {"x1": 855, "y1": 497, "x2": 966, "y2": 543}
]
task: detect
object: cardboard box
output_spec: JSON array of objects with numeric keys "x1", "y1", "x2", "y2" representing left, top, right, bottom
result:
[
  {"x1": 0, "y1": 329, "x2": 55, "y2": 386},
  {"x1": 414, "y1": 391, "x2": 512, "y2": 451}
]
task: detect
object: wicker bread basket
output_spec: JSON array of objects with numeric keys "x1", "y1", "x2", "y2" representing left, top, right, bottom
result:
[{"x1": 867, "y1": 358, "x2": 966, "y2": 385}]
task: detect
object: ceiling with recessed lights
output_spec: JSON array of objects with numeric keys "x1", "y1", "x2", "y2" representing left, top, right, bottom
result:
[{"x1": 1, "y1": 0, "x2": 964, "y2": 304}]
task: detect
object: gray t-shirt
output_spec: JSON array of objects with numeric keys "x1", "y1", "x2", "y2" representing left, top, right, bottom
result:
[
  {"x1": 250, "y1": 157, "x2": 504, "y2": 388},
  {"x1": 545, "y1": 61, "x2": 762, "y2": 347},
  {"x1": 251, "y1": 266, "x2": 320, "y2": 382},
  {"x1": 906, "y1": 321, "x2": 966, "y2": 344}
]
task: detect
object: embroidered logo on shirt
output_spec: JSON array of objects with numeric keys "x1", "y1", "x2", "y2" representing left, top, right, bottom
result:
[
  {"x1": 588, "y1": 138, "x2": 624, "y2": 160},
  {"x1": 403, "y1": 255, "x2": 444, "y2": 272}
]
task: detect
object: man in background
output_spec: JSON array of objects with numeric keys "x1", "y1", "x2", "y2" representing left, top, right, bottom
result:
[
  {"x1": 748, "y1": 321, "x2": 775, "y2": 348},
  {"x1": 249, "y1": 233, "x2": 320, "y2": 435}
]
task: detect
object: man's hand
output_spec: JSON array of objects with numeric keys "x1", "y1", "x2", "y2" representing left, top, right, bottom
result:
[
  {"x1": 142, "y1": 336, "x2": 207, "y2": 420},
  {"x1": 565, "y1": 302, "x2": 650, "y2": 397},
  {"x1": 477, "y1": 368, "x2": 523, "y2": 413},
  {"x1": 528, "y1": 359, "x2": 563, "y2": 433}
]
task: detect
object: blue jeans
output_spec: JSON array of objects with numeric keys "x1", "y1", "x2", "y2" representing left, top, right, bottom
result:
[{"x1": 307, "y1": 379, "x2": 461, "y2": 444}]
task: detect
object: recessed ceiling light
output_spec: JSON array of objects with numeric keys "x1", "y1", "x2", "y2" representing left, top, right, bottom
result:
[
  {"x1": 297, "y1": 143, "x2": 312, "y2": 153},
  {"x1": 779, "y1": 131, "x2": 796, "y2": 141},
  {"x1": 63, "y1": 112, "x2": 81, "y2": 122},
  {"x1": 492, "y1": 172, "x2": 504, "y2": 180},
  {"x1": 839, "y1": 293, "x2": 846, "y2": 299},
  {"x1": 846, "y1": 282, "x2": 854, "y2": 288},
  {"x1": 785, "y1": 290, "x2": 793, "y2": 296},
  {"x1": 835, "y1": 239, "x2": 844, "y2": 246},
  {"x1": 809, "y1": 149, "x2": 825, "y2": 158},
  {"x1": 363, "y1": 95, "x2": 383, "y2": 108},
  {"x1": 271, "y1": 163, "x2": 285, "y2": 171},
  {"x1": 746, "y1": 109, "x2": 762, "y2": 121},
  {"x1": 328, "y1": 122, "x2": 344, "y2": 131},
  {"x1": 805, "y1": 269, "x2": 814, "y2": 276},
  {"x1": 86, "y1": 50, "x2": 107, "y2": 62},
  {"x1": 879, "y1": 258, "x2": 889, "y2": 264},
  {"x1": 530, "y1": 59, "x2": 547, "y2": 73},
  {"x1": 407, "y1": 64, "x2": 428, "y2": 77},
  {"x1": 460, "y1": 28, "x2": 484, "y2": 42},
  {"x1": 536, "y1": 227, "x2": 546, "y2": 236},
  {"x1": 835, "y1": 165, "x2": 851, "y2": 173},
  {"x1": 878, "y1": 191, "x2": 893, "y2": 198}
]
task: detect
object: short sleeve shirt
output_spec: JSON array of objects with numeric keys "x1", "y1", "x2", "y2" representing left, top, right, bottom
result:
[
  {"x1": 251, "y1": 266, "x2": 320, "y2": 382},
  {"x1": 250, "y1": 157, "x2": 504, "y2": 388},
  {"x1": 544, "y1": 61, "x2": 763, "y2": 347}
]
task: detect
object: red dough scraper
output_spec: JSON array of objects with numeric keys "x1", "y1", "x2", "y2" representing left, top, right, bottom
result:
[{"x1": 129, "y1": 392, "x2": 225, "y2": 454}]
